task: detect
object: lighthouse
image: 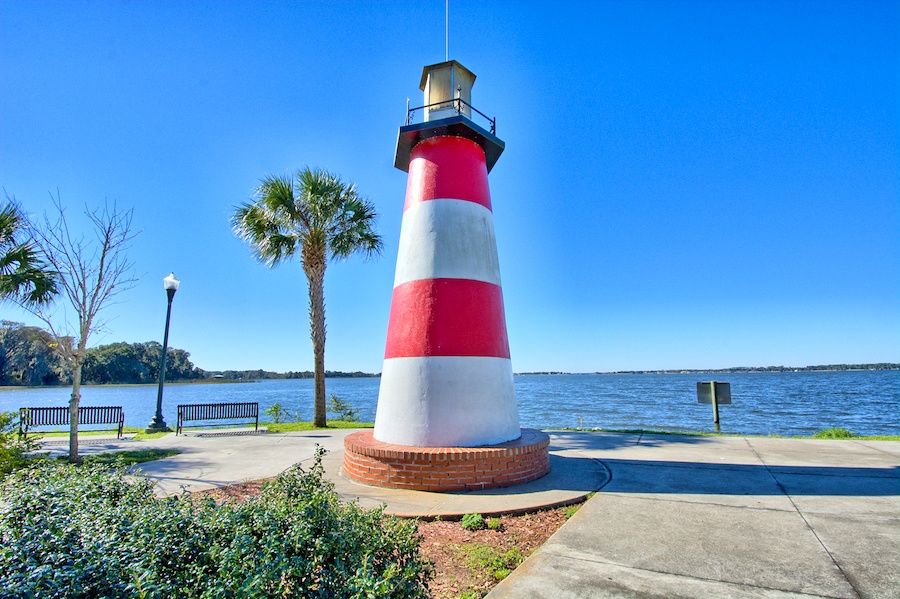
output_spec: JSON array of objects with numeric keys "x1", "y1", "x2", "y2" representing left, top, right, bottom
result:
[
  {"x1": 343, "y1": 61, "x2": 549, "y2": 492},
  {"x1": 376, "y1": 60, "x2": 518, "y2": 447}
]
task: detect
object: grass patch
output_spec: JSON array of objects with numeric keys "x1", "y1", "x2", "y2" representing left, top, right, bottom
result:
[
  {"x1": 549, "y1": 428, "x2": 900, "y2": 441},
  {"x1": 59, "y1": 448, "x2": 181, "y2": 466},
  {"x1": 29, "y1": 421, "x2": 374, "y2": 437},
  {"x1": 812, "y1": 427, "x2": 854, "y2": 439},
  {"x1": 131, "y1": 429, "x2": 172, "y2": 440},
  {"x1": 562, "y1": 504, "x2": 581, "y2": 519},
  {"x1": 809, "y1": 428, "x2": 899, "y2": 441},
  {"x1": 21, "y1": 427, "x2": 173, "y2": 440},
  {"x1": 556, "y1": 427, "x2": 728, "y2": 437},
  {"x1": 266, "y1": 420, "x2": 373, "y2": 433},
  {"x1": 561, "y1": 495, "x2": 592, "y2": 519},
  {"x1": 458, "y1": 543, "x2": 524, "y2": 581}
]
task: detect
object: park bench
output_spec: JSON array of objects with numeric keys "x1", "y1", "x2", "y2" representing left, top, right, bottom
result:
[
  {"x1": 18, "y1": 406, "x2": 125, "y2": 439},
  {"x1": 176, "y1": 402, "x2": 259, "y2": 435}
]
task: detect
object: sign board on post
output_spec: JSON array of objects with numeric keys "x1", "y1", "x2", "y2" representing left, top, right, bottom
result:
[
  {"x1": 697, "y1": 382, "x2": 731, "y2": 404},
  {"x1": 697, "y1": 381, "x2": 731, "y2": 425}
]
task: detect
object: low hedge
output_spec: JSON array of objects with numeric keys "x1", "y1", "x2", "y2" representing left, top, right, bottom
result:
[
  {"x1": 0, "y1": 447, "x2": 430, "y2": 598},
  {"x1": 0, "y1": 411, "x2": 37, "y2": 477}
]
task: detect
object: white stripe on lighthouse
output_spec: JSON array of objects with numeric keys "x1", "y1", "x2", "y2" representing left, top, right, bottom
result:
[
  {"x1": 394, "y1": 198, "x2": 502, "y2": 286},
  {"x1": 374, "y1": 356, "x2": 519, "y2": 447}
]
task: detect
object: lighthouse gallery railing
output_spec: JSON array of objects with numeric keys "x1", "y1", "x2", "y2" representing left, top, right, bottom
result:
[{"x1": 405, "y1": 97, "x2": 497, "y2": 136}]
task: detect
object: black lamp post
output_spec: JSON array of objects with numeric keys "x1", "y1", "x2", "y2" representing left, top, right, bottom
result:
[{"x1": 146, "y1": 273, "x2": 180, "y2": 433}]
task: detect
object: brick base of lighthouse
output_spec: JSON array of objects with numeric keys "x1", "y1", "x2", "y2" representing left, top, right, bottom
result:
[{"x1": 343, "y1": 429, "x2": 550, "y2": 493}]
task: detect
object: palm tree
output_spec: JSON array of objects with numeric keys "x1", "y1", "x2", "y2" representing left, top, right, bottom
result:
[
  {"x1": 0, "y1": 197, "x2": 57, "y2": 307},
  {"x1": 232, "y1": 168, "x2": 383, "y2": 427}
]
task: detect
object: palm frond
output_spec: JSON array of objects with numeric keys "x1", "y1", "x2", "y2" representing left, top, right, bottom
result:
[
  {"x1": 232, "y1": 200, "x2": 297, "y2": 267},
  {"x1": 256, "y1": 174, "x2": 298, "y2": 217},
  {"x1": 232, "y1": 166, "x2": 382, "y2": 266},
  {"x1": 0, "y1": 196, "x2": 59, "y2": 306},
  {"x1": 329, "y1": 195, "x2": 384, "y2": 261}
]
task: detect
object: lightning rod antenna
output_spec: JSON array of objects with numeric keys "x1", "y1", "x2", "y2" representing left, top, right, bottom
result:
[{"x1": 445, "y1": 0, "x2": 449, "y2": 61}]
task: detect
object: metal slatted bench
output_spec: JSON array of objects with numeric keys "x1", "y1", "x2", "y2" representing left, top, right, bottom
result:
[
  {"x1": 18, "y1": 406, "x2": 125, "y2": 439},
  {"x1": 176, "y1": 402, "x2": 259, "y2": 435}
]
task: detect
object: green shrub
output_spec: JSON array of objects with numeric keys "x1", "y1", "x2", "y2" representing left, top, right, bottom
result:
[
  {"x1": 264, "y1": 402, "x2": 284, "y2": 424},
  {"x1": 0, "y1": 411, "x2": 38, "y2": 478},
  {"x1": 487, "y1": 517, "x2": 502, "y2": 531},
  {"x1": 0, "y1": 447, "x2": 430, "y2": 598},
  {"x1": 328, "y1": 394, "x2": 360, "y2": 422},
  {"x1": 461, "y1": 513, "x2": 485, "y2": 531},
  {"x1": 812, "y1": 427, "x2": 854, "y2": 439}
]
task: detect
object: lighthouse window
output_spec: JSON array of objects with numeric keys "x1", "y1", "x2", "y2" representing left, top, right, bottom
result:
[{"x1": 427, "y1": 66, "x2": 454, "y2": 109}]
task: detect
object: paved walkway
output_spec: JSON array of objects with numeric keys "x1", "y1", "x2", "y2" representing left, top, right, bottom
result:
[
  {"x1": 489, "y1": 432, "x2": 900, "y2": 599},
  {"x1": 37, "y1": 430, "x2": 900, "y2": 598}
]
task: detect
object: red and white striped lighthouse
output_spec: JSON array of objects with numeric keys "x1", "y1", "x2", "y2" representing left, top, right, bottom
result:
[
  {"x1": 343, "y1": 61, "x2": 549, "y2": 492},
  {"x1": 375, "y1": 61, "x2": 518, "y2": 447}
]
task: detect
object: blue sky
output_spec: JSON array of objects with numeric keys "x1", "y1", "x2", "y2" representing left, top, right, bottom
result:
[{"x1": 2, "y1": 0, "x2": 897, "y2": 373}]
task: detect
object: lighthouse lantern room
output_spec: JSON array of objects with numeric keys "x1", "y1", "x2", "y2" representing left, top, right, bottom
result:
[
  {"x1": 421, "y1": 60, "x2": 475, "y2": 121},
  {"x1": 395, "y1": 61, "x2": 504, "y2": 173}
]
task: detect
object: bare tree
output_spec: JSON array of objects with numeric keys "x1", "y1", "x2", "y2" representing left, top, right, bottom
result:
[{"x1": 18, "y1": 195, "x2": 138, "y2": 462}]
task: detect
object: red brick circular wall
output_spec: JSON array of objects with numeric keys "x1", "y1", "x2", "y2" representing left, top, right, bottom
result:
[{"x1": 343, "y1": 428, "x2": 550, "y2": 492}]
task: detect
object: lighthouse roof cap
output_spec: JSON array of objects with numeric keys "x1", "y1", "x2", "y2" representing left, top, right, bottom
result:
[{"x1": 419, "y1": 60, "x2": 476, "y2": 91}]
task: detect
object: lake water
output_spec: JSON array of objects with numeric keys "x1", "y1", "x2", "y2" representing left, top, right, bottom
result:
[{"x1": 2, "y1": 370, "x2": 897, "y2": 437}]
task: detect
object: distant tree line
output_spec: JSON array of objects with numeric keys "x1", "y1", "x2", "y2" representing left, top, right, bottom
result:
[
  {"x1": 514, "y1": 371, "x2": 569, "y2": 376},
  {"x1": 0, "y1": 321, "x2": 204, "y2": 386},
  {"x1": 206, "y1": 370, "x2": 378, "y2": 380},
  {"x1": 607, "y1": 364, "x2": 900, "y2": 374},
  {"x1": 81, "y1": 340, "x2": 204, "y2": 384},
  {"x1": 0, "y1": 321, "x2": 379, "y2": 386}
]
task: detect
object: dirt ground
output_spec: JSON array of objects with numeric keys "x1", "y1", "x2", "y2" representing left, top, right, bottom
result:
[
  {"x1": 416, "y1": 510, "x2": 571, "y2": 598},
  {"x1": 196, "y1": 480, "x2": 575, "y2": 599}
]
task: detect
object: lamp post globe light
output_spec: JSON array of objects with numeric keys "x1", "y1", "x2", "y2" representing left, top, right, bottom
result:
[{"x1": 146, "y1": 273, "x2": 180, "y2": 433}]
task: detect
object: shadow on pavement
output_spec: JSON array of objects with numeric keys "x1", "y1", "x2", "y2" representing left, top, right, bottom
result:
[
  {"x1": 599, "y1": 458, "x2": 899, "y2": 496},
  {"x1": 448, "y1": 454, "x2": 612, "y2": 497},
  {"x1": 547, "y1": 430, "x2": 722, "y2": 451}
]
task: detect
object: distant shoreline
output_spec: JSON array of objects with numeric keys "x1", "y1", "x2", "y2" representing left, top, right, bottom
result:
[
  {"x1": 517, "y1": 363, "x2": 900, "y2": 376},
  {"x1": 3, "y1": 364, "x2": 897, "y2": 391}
]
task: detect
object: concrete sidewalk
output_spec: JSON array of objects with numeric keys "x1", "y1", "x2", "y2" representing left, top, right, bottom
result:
[
  {"x1": 487, "y1": 432, "x2": 900, "y2": 599},
  {"x1": 37, "y1": 429, "x2": 900, "y2": 598}
]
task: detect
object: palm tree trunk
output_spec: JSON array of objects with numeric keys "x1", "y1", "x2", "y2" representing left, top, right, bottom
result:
[{"x1": 305, "y1": 255, "x2": 328, "y2": 427}]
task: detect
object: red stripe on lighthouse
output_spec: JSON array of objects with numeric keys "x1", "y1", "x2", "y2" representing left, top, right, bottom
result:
[
  {"x1": 404, "y1": 136, "x2": 492, "y2": 211},
  {"x1": 384, "y1": 278, "x2": 510, "y2": 359}
]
